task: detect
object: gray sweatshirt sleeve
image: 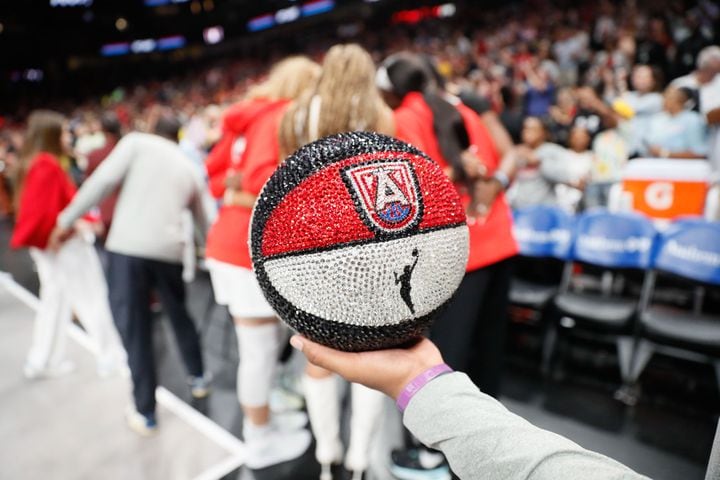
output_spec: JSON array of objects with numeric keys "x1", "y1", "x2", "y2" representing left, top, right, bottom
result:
[
  {"x1": 537, "y1": 143, "x2": 576, "y2": 185},
  {"x1": 188, "y1": 175, "x2": 211, "y2": 247},
  {"x1": 403, "y1": 372, "x2": 648, "y2": 480},
  {"x1": 57, "y1": 135, "x2": 136, "y2": 229}
]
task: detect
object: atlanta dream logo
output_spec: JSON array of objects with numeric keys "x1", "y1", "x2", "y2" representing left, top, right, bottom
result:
[{"x1": 343, "y1": 160, "x2": 422, "y2": 233}]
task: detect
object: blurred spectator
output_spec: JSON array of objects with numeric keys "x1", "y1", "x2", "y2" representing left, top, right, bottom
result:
[
  {"x1": 642, "y1": 86, "x2": 708, "y2": 159},
  {"x1": 523, "y1": 59, "x2": 557, "y2": 117},
  {"x1": 608, "y1": 65, "x2": 664, "y2": 155},
  {"x1": 84, "y1": 112, "x2": 123, "y2": 238},
  {"x1": 52, "y1": 113, "x2": 212, "y2": 436},
  {"x1": 73, "y1": 115, "x2": 105, "y2": 168},
  {"x1": 573, "y1": 86, "x2": 618, "y2": 139},
  {"x1": 636, "y1": 16, "x2": 673, "y2": 76},
  {"x1": 673, "y1": 11, "x2": 715, "y2": 77},
  {"x1": 10, "y1": 110, "x2": 125, "y2": 380},
  {"x1": 671, "y1": 46, "x2": 720, "y2": 111},
  {"x1": 700, "y1": 71, "x2": 720, "y2": 172},
  {"x1": 508, "y1": 116, "x2": 580, "y2": 209},
  {"x1": 548, "y1": 87, "x2": 578, "y2": 146},
  {"x1": 499, "y1": 85, "x2": 525, "y2": 144}
]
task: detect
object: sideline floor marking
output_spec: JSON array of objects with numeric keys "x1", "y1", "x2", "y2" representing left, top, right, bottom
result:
[{"x1": 0, "y1": 271, "x2": 246, "y2": 480}]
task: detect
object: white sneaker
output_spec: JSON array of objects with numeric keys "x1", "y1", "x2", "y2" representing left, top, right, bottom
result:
[
  {"x1": 23, "y1": 360, "x2": 76, "y2": 380},
  {"x1": 244, "y1": 424, "x2": 311, "y2": 470},
  {"x1": 125, "y1": 407, "x2": 158, "y2": 437}
]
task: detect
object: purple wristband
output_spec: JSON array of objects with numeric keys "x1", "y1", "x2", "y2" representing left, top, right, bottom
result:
[{"x1": 396, "y1": 363, "x2": 453, "y2": 412}]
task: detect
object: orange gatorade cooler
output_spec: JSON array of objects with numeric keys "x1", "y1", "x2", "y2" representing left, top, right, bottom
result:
[{"x1": 620, "y1": 159, "x2": 711, "y2": 220}]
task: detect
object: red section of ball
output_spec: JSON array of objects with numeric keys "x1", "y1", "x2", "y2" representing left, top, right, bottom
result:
[{"x1": 260, "y1": 151, "x2": 465, "y2": 258}]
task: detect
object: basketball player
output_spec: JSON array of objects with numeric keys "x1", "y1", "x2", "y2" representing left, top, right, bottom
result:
[
  {"x1": 279, "y1": 44, "x2": 395, "y2": 480},
  {"x1": 377, "y1": 52, "x2": 520, "y2": 477},
  {"x1": 204, "y1": 57, "x2": 320, "y2": 469}
]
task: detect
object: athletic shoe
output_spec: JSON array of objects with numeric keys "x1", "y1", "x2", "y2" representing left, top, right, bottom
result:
[
  {"x1": 23, "y1": 360, "x2": 76, "y2": 380},
  {"x1": 125, "y1": 407, "x2": 158, "y2": 436},
  {"x1": 390, "y1": 447, "x2": 451, "y2": 480},
  {"x1": 244, "y1": 425, "x2": 312, "y2": 470},
  {"x1": 189, "y1": 372, "x2": 212, "y2": 398}
]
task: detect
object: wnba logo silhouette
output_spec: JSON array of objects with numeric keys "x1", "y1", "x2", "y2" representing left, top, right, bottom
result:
[{"x1": 344, "y1": 160, "x2": 420, "y2": 232}]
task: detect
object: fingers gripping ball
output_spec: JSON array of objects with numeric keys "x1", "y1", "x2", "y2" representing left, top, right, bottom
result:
[{"x1": 251, "y1": 132, "x2": 469, "y2": 352}]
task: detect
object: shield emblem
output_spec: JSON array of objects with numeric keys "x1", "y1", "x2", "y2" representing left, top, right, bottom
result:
[{"x1": 343, "y1": 160, "x2": 421, "y2": 233}]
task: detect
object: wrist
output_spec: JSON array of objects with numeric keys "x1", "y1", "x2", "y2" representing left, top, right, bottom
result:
[
  {"x1": 396, "y1": 363, "x2": 453, "y2": 412},
  {"x1": 491, "y1": 170, "x2": 510, "y2": 190}
]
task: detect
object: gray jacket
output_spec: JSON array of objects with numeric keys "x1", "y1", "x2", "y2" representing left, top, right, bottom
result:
[
  {"x1": 403, "y1": 372, "x2": 648, "y2": 480},
  {"x1": 59, "y1": 132, "x2": 209, "y2": 263}
]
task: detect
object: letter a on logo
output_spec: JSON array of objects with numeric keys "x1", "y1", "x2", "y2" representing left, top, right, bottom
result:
[{"x1": 343, "y1": 160, "x2": 421, "y2": 233}]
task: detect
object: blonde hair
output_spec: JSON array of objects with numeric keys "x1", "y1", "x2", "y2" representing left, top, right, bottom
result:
[
  {"x1": 280, "y1": 43, "x2": 394, "y2": 156},
  {"x1": 246, "y1": 56, "x2": 321, "y2": 101}
]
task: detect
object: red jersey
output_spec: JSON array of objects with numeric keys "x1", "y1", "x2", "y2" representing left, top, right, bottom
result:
[
  {"x1": 394, "y1": 92, "x2": 518, "y2": 271},
  {"x1": 11, "y1": 152, "x2": 77, "y2": 250},
  {"x1": 205, "y1": 98, "x2": 289, "y2": 268}
]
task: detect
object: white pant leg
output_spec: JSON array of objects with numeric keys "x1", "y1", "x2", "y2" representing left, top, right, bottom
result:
[
  {"x1": 303, "y1": 374, "x2": 343, "y2": 465},
  {"x1": 56, "y1": 238, "x2": 126, "y2": 365},
  {"x1": 345, "y1": 383, "x2": 385, "y2": 472},
  {"x1": 27, "y1": 248, "x2": 72, "y2": 369}
]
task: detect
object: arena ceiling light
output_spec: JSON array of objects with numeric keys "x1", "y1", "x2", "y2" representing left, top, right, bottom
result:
[
  {"x1": 203, "y1": 26, "x2": 224, "y2": 45},
  {"x1": 144, "y1": 0, "x2": 190, "y2": 6},
  {"x1": 246, "y1": 0, "x2": 335, "y2": 32},
  {"x1": 50, "y1": 0, "x2": 93, "y2": 6},
  {"x1": 115, "y1": 17, "x2": 128, "y2": 31},
  {"x1": 100, "y1": 35, "x2": 186, "y2": 57}
]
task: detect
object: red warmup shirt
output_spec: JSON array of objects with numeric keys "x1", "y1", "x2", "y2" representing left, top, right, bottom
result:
[
  {"x1": 394, "y1": 92, "x2": 518, "y2": 272},
  {"x1": 10, "y1": 152, "x2": 77, "y2": 250},
  {"x1": 205, "y1": 98, "x2": 289, "y2": 268}
]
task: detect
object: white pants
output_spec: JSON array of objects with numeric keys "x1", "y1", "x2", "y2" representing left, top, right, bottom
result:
[{"x1": 27, "y1": 237, "x2": 125, "y2": 370}]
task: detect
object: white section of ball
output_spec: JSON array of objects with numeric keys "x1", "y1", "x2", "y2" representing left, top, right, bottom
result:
[{"x1": 263, "y1": 225, "x2": 469, "y2": 327}]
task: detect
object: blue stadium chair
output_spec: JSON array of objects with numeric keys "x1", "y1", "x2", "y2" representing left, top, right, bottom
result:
[
  {"x1": 627, "y1": 222, "x2": 720, "y2": 396},
  {"x1": 546, "y1": 209, "x2": 656, "y2": 383},
  {"x1": 510, "y1": 206, "x2": 573, "y2": 311}
]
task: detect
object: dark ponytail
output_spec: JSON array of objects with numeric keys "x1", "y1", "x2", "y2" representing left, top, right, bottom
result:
[
  {"x1": 423, "y1": 92, "x2": 471, "y2": 183},
  {"x1": 384, "y1": 54, "x2": 471, "y2": 185}
]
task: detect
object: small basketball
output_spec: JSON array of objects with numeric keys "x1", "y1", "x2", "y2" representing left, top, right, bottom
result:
[{"x1": 250, "y1": 132, "x2": 469, "y2": 352}]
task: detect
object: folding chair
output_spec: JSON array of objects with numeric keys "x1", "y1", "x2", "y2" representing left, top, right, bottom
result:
[
  {"x1": 545, "y1": 209, "x2": 656, "y2": 383},
  {"x1": 628, "y1": 221, "x2": 720, "y2": 397},
  {"x1": 510, "y1": 205, "x2": 573, "y2": 314}
]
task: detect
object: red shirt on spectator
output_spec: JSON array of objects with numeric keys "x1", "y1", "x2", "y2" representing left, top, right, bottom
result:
[
  {"x1": 205, "y1": 98, "x2": 289, "y2": 268},
  {"x1": 85, "y1": 138, "x2": 119, "y2": 233},
  {"x1": 11, "y1": 152, "x2": 77, "y2": 250},
  {"x1": 394, "y1": 92, "x2": 518, "y2": 272}
]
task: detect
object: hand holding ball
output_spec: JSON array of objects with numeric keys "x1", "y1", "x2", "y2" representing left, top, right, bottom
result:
[{"x1": 251, "y1": 132, "x2": 469, "y2": 352}]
